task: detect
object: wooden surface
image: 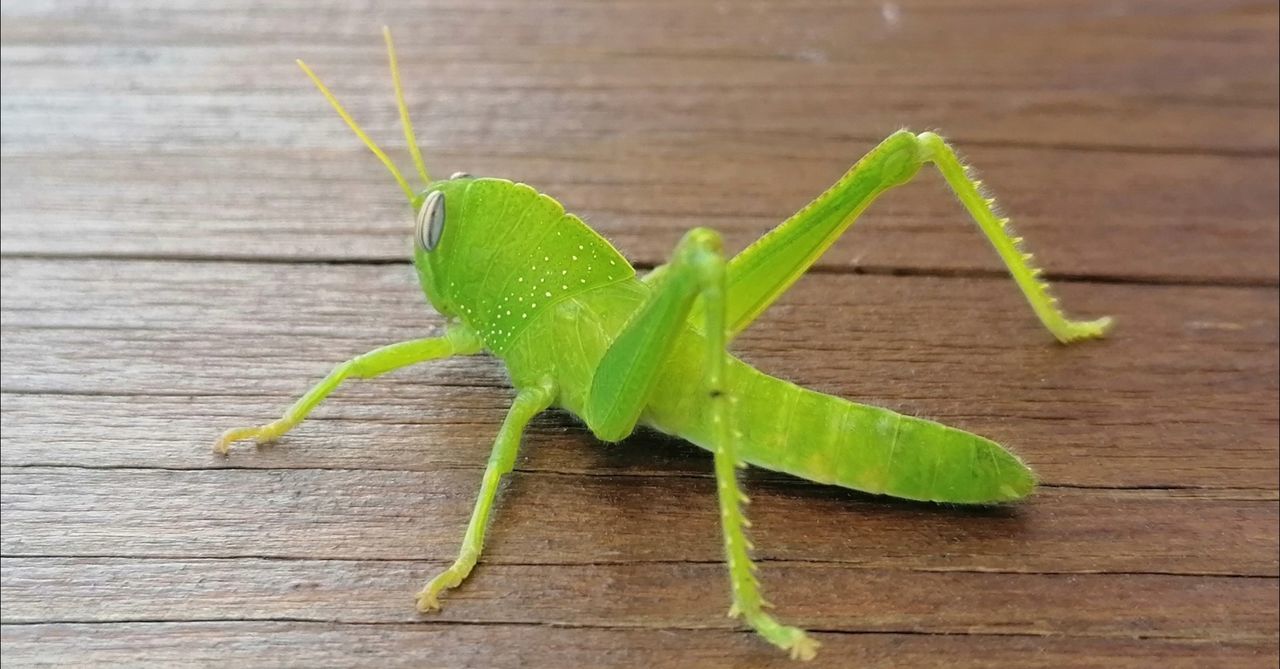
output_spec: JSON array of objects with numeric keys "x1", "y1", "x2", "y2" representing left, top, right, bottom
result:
[{"x1": 2, "y1": 1, "x2": 1277, "y2": 667}]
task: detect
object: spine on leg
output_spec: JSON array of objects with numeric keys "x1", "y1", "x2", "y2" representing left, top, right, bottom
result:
[{"x1": 916, "y1": 132, "x2": 1112, "y2": 343}]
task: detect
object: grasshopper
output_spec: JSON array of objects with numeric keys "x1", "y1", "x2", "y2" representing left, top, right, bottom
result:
[{"x1": 217, "y1": 28, "x2": 1112, "y2": 660}]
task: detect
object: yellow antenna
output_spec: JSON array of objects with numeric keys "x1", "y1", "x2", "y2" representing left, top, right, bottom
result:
[
  {"x1": 296, "y1": 58, "x2": 416, "y2": 201},
  {"x1": 383, "y1": 26, "x2": 432, "y2": 185}
]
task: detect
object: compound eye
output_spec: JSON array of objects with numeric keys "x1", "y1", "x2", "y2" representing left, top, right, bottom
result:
[{"x1": 415, "y1": 190, "x2": 445, "y2": 251}]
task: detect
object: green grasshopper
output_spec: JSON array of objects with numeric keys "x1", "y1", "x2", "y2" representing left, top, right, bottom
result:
[{"x1": 216, "y1": 28, "x2": 1112, "y2": 660}]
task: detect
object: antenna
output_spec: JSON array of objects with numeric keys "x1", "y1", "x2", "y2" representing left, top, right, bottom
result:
[
  {"x1": 384, "y1": 27, "x2": 432, "y2": 185},
  {"x1": 296, "y1": 58, "x2": 416, "y2": 200}
]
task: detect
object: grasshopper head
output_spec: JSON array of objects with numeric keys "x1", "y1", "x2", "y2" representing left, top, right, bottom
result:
[
  {"x1": 408, "y1": 174, "x2": 475, "y2": 319},
  {"x1": 299, "y1": 29, "x2": 632, "y2": 348}
]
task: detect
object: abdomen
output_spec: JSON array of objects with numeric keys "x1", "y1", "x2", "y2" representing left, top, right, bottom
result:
[{"x1": 647, "y1": 355, "x2": 1036, "y2": 504}]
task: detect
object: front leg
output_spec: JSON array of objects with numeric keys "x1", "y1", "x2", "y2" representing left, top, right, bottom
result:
[
  {"x1": 416, "y1": 378, "x2": 556, "y2": 611},
  {"x1": 584, "y1": 228, "x2": 819, "y2": 660},
  {"x1": 215, "y1": 324, "x2": 482, "y2": 454}
]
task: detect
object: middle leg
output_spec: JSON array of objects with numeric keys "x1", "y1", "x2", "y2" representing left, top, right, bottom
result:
[{"x1": 416, "y1": 377, "x2": 556, "y2": 612}]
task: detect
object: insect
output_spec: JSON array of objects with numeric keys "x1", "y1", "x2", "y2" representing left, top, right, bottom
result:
[{"x1": 216, "y1": 28, "x2": 1112, "y2": 661}]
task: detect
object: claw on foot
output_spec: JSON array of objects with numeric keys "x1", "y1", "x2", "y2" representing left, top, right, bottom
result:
[
  {"x1": 213, "y1": 421, "x2": 286, "y2": 455},
  {"x1": 783, "y1": 630, "x2": 820, "y2": 661},
  {"x1": 415, "y1": 568, "x2": 464, "y2": 613},
  {"x1": 415, "y1": 589, "x2": 442, "y2": 613},
  {"x1": 1055, "y1": 316, "x2": 1114, "y2": 344},
  {"x1": 745, "y1": 612, "x2": 820, "y2": 661}
]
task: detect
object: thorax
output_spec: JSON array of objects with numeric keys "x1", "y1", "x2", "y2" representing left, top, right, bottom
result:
[
  {"x1": 426, "y1": 178, "x2": 634, "y2": 354},
  {"x1": 498, "y1": 279, "x2": 650, "y2": 416}
]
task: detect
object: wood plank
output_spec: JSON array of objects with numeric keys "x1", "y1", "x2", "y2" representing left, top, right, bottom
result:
[
  {"x1": 3, "y1": 146, "x2": 1274, "y2": 283},
  {"x1": 3, "y1": 259, "x2": 1275, "y2": 489},
  {"x1": 2, "y1": 3, "x2": 1277, "y2": 667},
  {"x1": 2, "y1": 622, "x2": 1275, "y2": 669},
  {"x1": 2, "y1": 467, "x2": 1275, "y2": 576},
  {"x1": 3, "y1": 557, "x2": 1274, "y2": 641},
  {"x1": 2, "y1": 1, "x2": 1273, "y2": 153},
  {"x1": 2, "y1": 1, "x2": 1276, "y2": 281}
]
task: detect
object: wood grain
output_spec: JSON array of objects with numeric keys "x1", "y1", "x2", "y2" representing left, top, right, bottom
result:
[
  {"x1": 3, "y1": 557, "x2": 1275, "y2": 638},
  {"x1": 3, "y1": 623, "x2": 1275, "y2": 669},
  {"x1": 3, "y1": 467, "x2": 1276, "y2": 574},
  {"x1": 2, "y1": 0, "x2": 1277, "y2": 667},
  {"x1": 2, "y1": 1, "x2": 1277, "y2": 282},
  {"x1": 3, "y1": 143, "x2": 1277, "y2": 284}
]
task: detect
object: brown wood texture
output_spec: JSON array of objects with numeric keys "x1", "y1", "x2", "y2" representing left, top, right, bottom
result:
[{"x1": 2, "y1": 1, "x2": 1277, "y2": 668}]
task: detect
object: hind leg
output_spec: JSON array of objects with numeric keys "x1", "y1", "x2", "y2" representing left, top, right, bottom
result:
[
  {"x1": 585, "y1": 228, "x2": 819, "y2": 659},
  {"x1": 721, "y1": 130, "x2": 1112, "y2": 343}
]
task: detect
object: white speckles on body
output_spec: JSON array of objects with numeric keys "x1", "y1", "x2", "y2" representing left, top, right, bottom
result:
[{"x1": 445, "y1": 181, "x2": 634, "y2": 353}]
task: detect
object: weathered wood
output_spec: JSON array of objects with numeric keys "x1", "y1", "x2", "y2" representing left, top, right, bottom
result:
[
  {"x1": 4, "y1": 557, "x2": 1276, "y2": 642},
  {"x1": 2, "y1": 467, "x2": 1275, "y2": 576},
  {"x1": 3, "y1": 622, "x2": 1275, "y2": 669},
  {"x1": 2, "y1": 1, "x2": 1276, "y2": 282},
  {"x1": 2, "y1": 1, "x2": 1273, "y2": 154},
  {"x1": 3, "y1": 259, "x2": 1275, "y2": 489},
  {"x1": 3, "y1": 145, "x2": 1276, "y2": 284}
]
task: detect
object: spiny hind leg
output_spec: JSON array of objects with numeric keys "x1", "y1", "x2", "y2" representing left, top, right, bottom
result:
[
  {"x1": 214, "y1": 325, "x2": 482, "y2": 454},
  {"x1": 722, "y1": 130, "x2": 1112, "y2": 344},
  {"x1": 416, "y1": 379, "x2": 555, "y2": 612},
  {"x1": 588, "y1": 227, "x2": 817, "y2": 658},
  {"x1": 914, "y1": 132, "x2": 1111, "y2": 342},
  {"x1": 681, "y1": 230, "x2": 820, "y2": 660}
]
